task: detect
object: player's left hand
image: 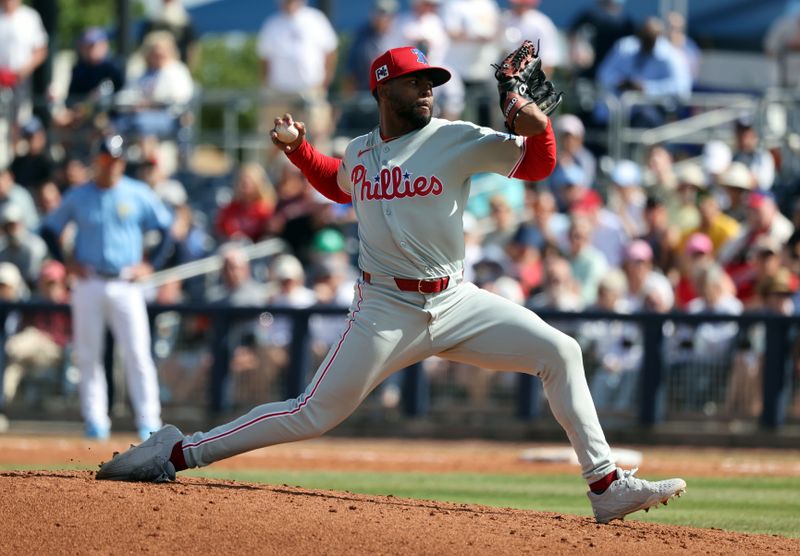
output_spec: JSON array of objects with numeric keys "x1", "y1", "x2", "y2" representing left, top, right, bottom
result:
[{"x1": 493, "y1": 40, "x2": 563, "y2": 134}]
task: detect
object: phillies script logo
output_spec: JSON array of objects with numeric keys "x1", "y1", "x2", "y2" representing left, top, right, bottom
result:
[{"x1": 351, "y1": 164, "x2": 443, "y2": 201}]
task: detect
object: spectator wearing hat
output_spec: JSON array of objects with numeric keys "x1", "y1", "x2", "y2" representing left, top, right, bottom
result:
[
  {"x1": 551, "y1": 114, "x2": 597, "y2": 192},
  {"x1": 621, "y1": 239, "x2": 672, "y2": 311},
  {"x1": 719, "y1": 190, "x2": 794, "y2": 303},
  {"x1": 2, "y1": 260, "x2": 71, "y2": 407},
  {"x1": 61, "y1": 27, "x2": 124, "y2": 120},
  {"x1": 346, "y1": 0, "x2": 399, "y2": 93},
  {"x1": 747, "y1": 234, "x2": 799, "y2": 308},
  {"x1": 732, "y1": 114, "x2": 775, "y2": 191},
  {"x1": 716, "y1": 161, "x2": 757, "y2": 224},
  {"x1": 673, "y1": 232, "x2": 714, "y2": 309},
  {"x1": 669, "y1": 163, "x2": 705, "y2": 234},
  {"x1": 9, "y1": 116, "x2": 53, "y2": 190},
  {"x1": 567, "y1": 215, "x2": 608, "y2": 305},
  {"x1": 638, "y1": 193, "x2": 678, "y2": 275},
  {"x1": 549, "y1": 159, "x2": 590, "y2": 213},
  {"x1": 0, "y1": 164, "x2": 38, "y2": 231},
  {"x1": 504, "y1": 223, "x2": 544, "y2": 297},
  {"x1": 607, "y1": 159, "x2": 646, "y2": 239},
  {"x1": 39, "y1": 134, "x2": 173, "y2": 440},
  {"x1": 0, "y1": 202, "x2": 47, "y2": 287}
]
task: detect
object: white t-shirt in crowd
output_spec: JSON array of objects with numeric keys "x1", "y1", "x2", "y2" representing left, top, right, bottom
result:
[
  {"x1": 135, "y1": 60, "x2": 195, "y2": 105},
  {"x1": 0, "y1": 5, "x2": 47, "y2": 72},
  {"x1": 441, "y1": 0, "x2": 500, "y2": 83},
  {"x1": 256, "y1": 6, "x2": 338, "y2": 93},
  {"x1": 499, "y1": 7, "x2": 563, "y2": 68},
  {"x1": 385, "y1": 11, "x2": 450, "y2": 66}
]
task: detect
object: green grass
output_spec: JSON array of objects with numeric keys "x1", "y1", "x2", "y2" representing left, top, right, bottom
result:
[
  {"x1": 180, "y1": 468, "x2": 800, "y2": 538},
  {"x1": 4, "y1": 464, "x2": 798, "y2": 538}
]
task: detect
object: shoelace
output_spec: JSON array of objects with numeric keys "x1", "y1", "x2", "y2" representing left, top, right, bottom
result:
[{"x1": 615, "y1": 467, "x2": 641, "y2": 489}]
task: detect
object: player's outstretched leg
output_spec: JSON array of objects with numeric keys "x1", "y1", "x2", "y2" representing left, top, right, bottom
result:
[{"x1": 437, "y1": 285, "x2": 686, "y2": 522}]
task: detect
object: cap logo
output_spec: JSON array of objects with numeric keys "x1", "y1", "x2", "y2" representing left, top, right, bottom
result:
[
  {"x1": 375, "y1": 64, "x2": 389, "y2": 82},
  {"x1": 410, "y1": 48, "x2": 428, "y2": 64}
]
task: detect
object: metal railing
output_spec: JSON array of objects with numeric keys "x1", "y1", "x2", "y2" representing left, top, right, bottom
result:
[{"x1": 0, "y1": 302, "x2": 797, "y2": 433}]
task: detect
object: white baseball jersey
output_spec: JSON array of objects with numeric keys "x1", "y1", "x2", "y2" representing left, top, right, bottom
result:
[{"x1": 336, "y1": 118, "x2": 526, "y2": 279}]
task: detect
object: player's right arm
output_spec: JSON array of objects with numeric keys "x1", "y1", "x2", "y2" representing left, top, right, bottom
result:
[
  {"x1": 40, "y1": 188, "x2": 78, "y2": 263},
  {"x1": 271, "y1": 115, "x2": 352, "y2": 204}
]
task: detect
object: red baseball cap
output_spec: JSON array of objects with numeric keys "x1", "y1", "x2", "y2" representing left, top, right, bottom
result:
[{"x1": 369, "y1": 46, "x2": 451, "y2": 93}]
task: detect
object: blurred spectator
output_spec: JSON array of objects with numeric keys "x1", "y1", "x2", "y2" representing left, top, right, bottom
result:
[
  {"x1": 55, "y1": 27, "x2": 125, "y2": 130},
  {"x1": 0, "y1": 165, "x2": 38, "y2": 230},
  {"x1": 621, "y1": 239, "x2": 672, "y2": 311},
  {"x1": 643, "y1": 144, "x2": 677, "y2": 196},
  {"x1": 215, "y1": 162, "x2": 276, "y2": 243},
  {"x1": 387, "y1": 0, "x2": 449, "y2": 67},
  {"x1": 582, "y1": 269, "x2": 641, "y2": 413},
  {"x1": 500, "y1": 0, "x2": 563, "y2": 74},
  {"x1": 528, "y1": 255, "x2": 584, "y2": 312},
  {"x1": 596, "y1": 17, "x2": 692, "y2": 127},
  {"x1": 702, "y1": 139, "x2": 732, "y2": 188},
  {"x1": 549, "y1": 158, "x2": 589, "y2": 213},
  {"x1": 115, "y1": 31, "x2": 195, "y2": 139},
  {"x1": 673, "y1": 232, "x2": 714, "y2": 309},
  {"x1": 639, "y1": 193, "x2": 678, "y2": 276},
  {"x1": 725, "y1": 268, "x2": 796, "y2": 417},
  {"x1": 764, "y1": 0, "x2": 800, "y2": 86},
  {"x1": 139, "y1": 0, "x2": 198, "y2": 67},
  {"x1": 206, "y1": 244, "x2": 264, "y2": 306},
  {"x1": 269, "y1": 164, "x2": 320, "y2": 262},
  {"x1": 607, "y1": 159, "x2": 646, "y2": 238},
  {"x1": 568, "y1": 0, "x2": 635, "y2": 79},
  {"x1": 678, "y1": 188, "x2": 739, "y2": 256},
  {"x1": 720, "y1": 190, "x2": 794, "y2": 302},
  {"x1": 56, "y1": 152, "x2": 91, "y2": 191},
  {"x1": 10, "y1": 116, "x2": 53, "y2": 191},
  {"x1": 572, "y1": 188, "x2": 628, "y2": 267},
  {"x1": 2, "y1": 260, "x2": 70, "y2": 406},
  {"x1": 550, "y1": 114, "x2": 597, "y2": 192},
  {"x1": 462, "y1": 211, "x2": 482, "y2": 283},
  {"x1": 256, "y1": 0, "x2": 338, "y2": 148},
  {"x1": 35, "y1": 180, "x2": 61, "y2": 217},
  {"x1": 441, "y1": 0, "x2": 500, "y2": 126},
  {"x1": 669, "y1": 163, "x2": 704, "y2": 234},
  {"x1": 748, "y1": 235, "x2": 798, "y2": 309},
  {"x1": 529, "y1": 188, "x2": 569, "y2": 249},
  {"x1": 732, "y1": 114, "x2": 775, "y2": 191},
  {"x1": 671, "y1": 264, "x2": 742, "y2": 411},
  {"x1": 566, "y1": 214, "x2": 607, "y2": 305},
  {"x1": 504, "y1": 223, "x2": 543, "y2": 297},
  {"x1": 466, "y1": 172, "x2": 525, "y2": 219},
  {"x1": 665, "y1": 11, "x2": 701, "y2": 78},
  {"x1": 0, "y1": 202, "x2": 47, "y2": 287},
  {"x1": 482, "y1": 194, "x2": 518, "y2": 251},
  {"x1": 716, "y1": 161, "x2": 755, "y2": 224},
  {"x1": 345, "y1": 0, "x2": 399, "y2": 93},
  {"x1": 0, "y1": 0, "x2": 48, "y2": 128}
]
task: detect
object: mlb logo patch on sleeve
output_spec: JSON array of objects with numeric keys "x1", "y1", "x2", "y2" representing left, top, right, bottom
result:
[{"x1": 375, "y1": 64, "x2": 389, "y2": 82}]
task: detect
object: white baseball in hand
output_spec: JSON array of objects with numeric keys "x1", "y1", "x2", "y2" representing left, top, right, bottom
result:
[{"x1": 274, "y1": 122, "x2": 299, "y2": 143}]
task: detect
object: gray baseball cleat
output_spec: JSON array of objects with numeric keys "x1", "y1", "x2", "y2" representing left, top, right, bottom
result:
[
  {"x1": 588, "y1": 468, "x2": 686, "y2": 524},
  {"x1": 96, "y1": 424, "x2": 184, "y2": 482}
]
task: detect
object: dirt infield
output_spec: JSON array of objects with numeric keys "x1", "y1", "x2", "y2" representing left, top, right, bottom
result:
[{"x1": 2, "y1": 436, "x2": 799, "y2": 555}]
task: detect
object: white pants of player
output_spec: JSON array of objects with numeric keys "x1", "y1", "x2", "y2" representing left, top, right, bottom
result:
[
  {"x1": 182, "y1": 277, "x2": 616, "y2": 483},
  {"x1": 72, "y1": 277, "x2": 162, "y2": 432}
]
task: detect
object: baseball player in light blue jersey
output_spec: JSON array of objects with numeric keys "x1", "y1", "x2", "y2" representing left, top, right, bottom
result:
[
  {"x1": 96, "y1": 47, "x2": 685, "y2": 523},
  {"x1": 41, "y1": 135, "x2": 173, "y2": 441}
]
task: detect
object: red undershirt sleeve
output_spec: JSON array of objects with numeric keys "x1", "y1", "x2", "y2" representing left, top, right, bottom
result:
[
  {"x1": 286, "y1": 140, "x2": 352, "y2": 204},
  {"x1": 510, "y1": 119, "x2": 557, "y2": 182}
]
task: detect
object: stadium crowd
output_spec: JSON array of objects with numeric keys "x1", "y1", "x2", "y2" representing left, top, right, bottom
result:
[{"x1": 1, "y1": 0, "x2": 799, "y2": 426}]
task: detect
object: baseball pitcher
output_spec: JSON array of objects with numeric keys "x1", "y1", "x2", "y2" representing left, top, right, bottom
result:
[{"x1": 97, "y1": 44, "x2": 685, "y2": 523}]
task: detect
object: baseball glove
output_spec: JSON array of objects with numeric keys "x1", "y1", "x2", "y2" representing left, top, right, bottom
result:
[{"x1": 492, "y1": 40, "x2": 563, "y2": 133}]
